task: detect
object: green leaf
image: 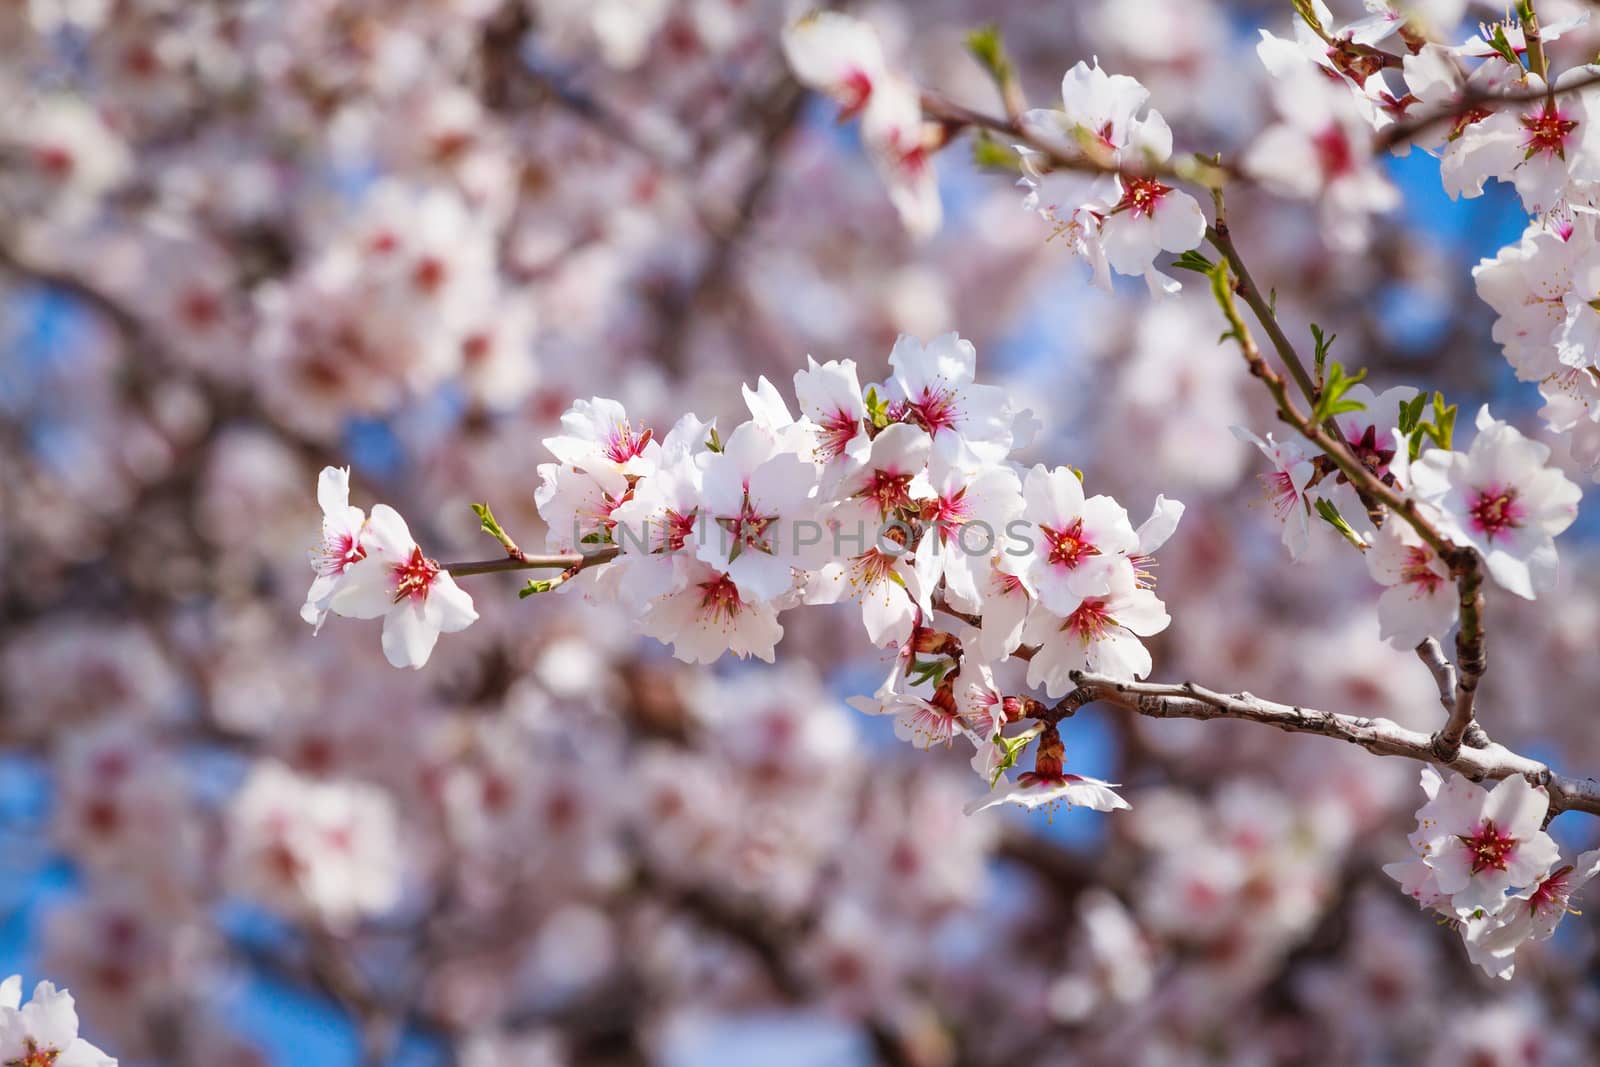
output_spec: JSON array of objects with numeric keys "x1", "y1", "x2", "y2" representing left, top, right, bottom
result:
[
  {"x1": 471, "y1": 502, "x2": 505, "y2": 540},
  {"x1": 1313, "y1": 498, "x2": 1367, "y2": 551},
  {"x1": 1310, "y1": 323, "x2": 1336, "y2": 386},
  {"x1": 1292, "y1": 0, "x2": 1329, "y2": 39},
  {"x1": 705, "y1": 425, "x2": 723, "y2": 453},
  {"x1": 1311, "y1": 360, "x2": 1368, "y2": 425},
  {"x1": 1429, "y1": 391, "x2": 1458, "y2": 450},
  {"x1": 908, "y1": 657, "x2": 951, "y2": 688},
  {"x1": 1485, "y1": 22, "x2": 1522, "y2": 67},
  {"x1": 864, "y1": 385, "x2": 889, "y2": 429},
  {"x1": 971, "y1": 132, "x2": 1022, "y2": 172},
  {"x1": 1171, "y1": 250, "x2": 1216, "y2": 275},
  {"x1": 965, "y1": 24, "x2": 1013, "y2": 86},
  {"x1": 1397, "y1": 393, "x2": 1428, "y2": 435},
  {"x1": 988, "y1": 726, "x2": 1044, "y2": 787},
  {"x1": 519, "y1": 579, "x2": 555, "y2": 598},
  {"x1": 579, "y1": 530, "x2": 612, "y2": 546}
]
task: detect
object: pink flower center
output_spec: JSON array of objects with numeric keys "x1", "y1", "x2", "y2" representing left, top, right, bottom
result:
[
  {"x1": 1118, "y1": 177, "x2": 1171, "y2": 219},
  {"x1": 1468, "y1": 485, "x2": 1523, "y2": 542},
  {"x1": 904, "y1": 701, "x2": 960, "y2": 746},
  {"x1": 316, "y1": 530, "x2": 367, "y2": 576},
  {"x1": 906, "y1": 387, "x2": 959, "y2": 435},
  {"x1": 1043, "y1": 518, "x2": 1099, "y2": 570},
  {"x1": 6, "y1": 1037, "x2": 61, "y2": 1067},
  {"x1": 660, "y1": 508, "x2": 697, "y2": 552},
  {"x1": 1265, "y1": 469, "x2": 1300, "y2": 517},
  {"x1": 1312, "y1": 125, "x2": 1354, "y2": 179},
  {"x1": 1459, "y1": 819, "x2": 1517, "y2": 875},
  {"x1": 850, "y1": 548, "x2": 898, "y2": 585},
  {"x1": 391, "y1": 546, "x2": 440, "y2": 604},
  {"x1": 33, "y1": 145, "x2": 74, "y2": 178},
  {"x1": 1527, "y1": 865, "x2": 1576, "y2": 916},
  {"x1": 412, "y1": 256, "x2": 448, "y2": 294},
  {"x1": 1522, "y1": 102, "x2": 1578, "y2": 158},
  {"x1": 604, "y1": 420, "x2": 653, "y2": 465},
  {"x1": 717, "y1": 496, "x2": 778, "y2": 557},
  {"x1": 926, "y1": 488, "x2": 970, "y2": 543},
  {"x1": 1064, "y1": 597, "x2": 1116, "y2": 641},
  {"x1": 860, "y1": 467, "x2": 916, "y2": 515},
  {"x1": 1400, "y1": 546, "x2": 1444, "y2": 593},
  {"x1": 837, "y1": 68, "x2": 874, "y2": 120},
  {"x1": 696, "y1": 573, "x2": 746, "y2": 623},
  {"x1": 816, "y1": 409, "x2": 860, "y2": 461}
]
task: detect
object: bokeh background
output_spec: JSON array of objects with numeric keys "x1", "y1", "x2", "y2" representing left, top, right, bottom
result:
[{"x1": 3, "y1": 0, "x2": 1599, "y2": 1065}]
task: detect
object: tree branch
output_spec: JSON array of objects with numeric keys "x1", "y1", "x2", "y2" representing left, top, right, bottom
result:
[
  {"x1": 1055, "y1": 672, "x2": 1600, "y2": 817},
  {"x1": 442, "y1": 546, "x2": 619, "y2": 577}
]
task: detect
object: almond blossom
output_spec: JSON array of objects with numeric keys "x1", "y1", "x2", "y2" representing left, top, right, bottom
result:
[
  {"x1": 1023, "y1": 567, "x2": 1172, "y2": 697},
  {"x1": 300, "y1": 465, "x2": 368, "y2": 630},
  {"x1": 1365, "y1": 517, "x2": 1458, "y2": 649},
  {"x1": 1407, "y1": 770, "x2": 1560, "y2": 917},
  {"x1": 1019, "y1": 59, "x2": 1205, "y2": 295},
  {"x1": 0, "y1": 977, "x2": 116, "y2": 1067},
  {"x1": 1233, "y1": 427, "x2": 1316, "y2": 558},
  {"x1": 1409, "y1": 406, "x2": 1581, "y2": 599},
  {"x1": 315, "y1": 500, "x2": 478, "y2": 669},
  {"x1": 1016, "y1": 463, "x2": 1139, "y2": 616},
  {"x1": 964, "y1": 725, "x2": 1129, "y2": 816}
]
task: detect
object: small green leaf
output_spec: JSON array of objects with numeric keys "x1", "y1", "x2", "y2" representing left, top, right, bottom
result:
[
  {"x1": 705, "y1": 425, "x2": 723, "y2": 453},
  {"x1": 964, "y1": 24, "x2": 1013, "y2": 86},
  {"x1": 1485, "y1": 22, "x2": 1522, "y2": 67},
  {"x1": 1429, "y1": 391, "x2": 1458, "y2": 450},
  {"x1": 519, "y1": 579, "x2": 555, "y2": 598},
  {"x1": 971, "y1": 132, "x2": 1022, "y2": 172},
  {"x1": 1172, "y1": 250, "x2": 1216, "y2": 275},
  {"x1": 1310, "y1": 324, "x2": 1336, "y2": 386},
  {"x1": 864, "y1": 386, "x2": 889, "y2": 429},
  {"x1": 471, "y1": 502, "x2": 504, "y2": 540},
  {"x1": 1292, "y1": 0, "x2": 1329, "y2": 39},
  {"x1": 579, "y1": 530, "x2": 611, "y2": 546},
  {"x1": 1311, "y1": 361, "x2": 1368, "y2": 425},
  {"x1": 1397, "y1": 393, "x2": 1428, "y2": 435},
  {"x1": 1313, "y1": 498, "x2": 1367, "y2": 550}
]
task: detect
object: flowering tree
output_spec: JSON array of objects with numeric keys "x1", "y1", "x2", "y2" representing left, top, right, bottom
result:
[{"x1": 6, "y1": 0, "x2": 1600, "y2": 1064}]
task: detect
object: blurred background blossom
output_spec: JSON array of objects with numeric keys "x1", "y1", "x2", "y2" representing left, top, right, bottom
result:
[{"x1": 2, "y1": 0, "x2": 1599, "y2": 1065}]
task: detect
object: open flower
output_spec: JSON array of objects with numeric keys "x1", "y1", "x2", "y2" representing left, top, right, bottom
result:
[
  {"x1": 1365, "y1": 511, "x2": 1458, "y2": 649},
  {"x1": 301, "y1": 466, "x2": 369, "y2": 631},
  {"x1": 1023, "y1": 568, "x2": 1170, "y2": 697},
  {"x1": 1016, "y1": 463, "x2": 1138, "y2": 616},
  {"x1": 1409, "y1": 406, "x2": 1581, "y2": 599},
  {"x1": 0, "y1": 976, "x2": 117, "y2": 1067},
  {"x1": 324, "y1": 505, "x2": 478, "y2": 669},
  {"x1": 1410, "y1": 771, "x2": 1561, "y2": 917},
  {"x1": 964, "y1": 725, "x2": 1129, "y2": 816},
  {"x1": 1019, "y1": 59, "x2": 1204, "y2": 295},
  {"x1": 640, "y1": 558, "x2": 784, "y2": 664}
]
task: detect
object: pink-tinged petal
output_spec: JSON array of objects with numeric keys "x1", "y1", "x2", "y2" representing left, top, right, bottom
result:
[
  {"x1": 362, "y1": 504, "x2": 416, "y2": 558},
  {"x1": 18, "y1": 981, "x2": 78, "y2": 1051},
  {"x1": 1482, "y1": 774, "x2": 1550, "y2": 838},
  {"x1": 429, "y1": 573, "x2": 478, "y2": 634},
  {"x1": 317, "y1": 465, "x2": 352, "y2": 516},
  {"x1": 381, "y1": 601, "x2": 441, "y2": 670},
  {"x1": 327, "y1": 557, "x2": 394, "y2": 620}
]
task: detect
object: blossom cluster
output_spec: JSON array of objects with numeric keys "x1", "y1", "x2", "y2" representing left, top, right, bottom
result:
[
  {"x1": 311, "y1": 333, "x2": 1183, "y2": 813},
  {"x1": 1387, "y1": 767, "x2": 1600, "y2": 979},
  {"x1": 302, "y1": 466, "x2": 478, "y2": 669},
  {"x1": 1240, "y1": 401, "x2": 1579, "y2": 648}
]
